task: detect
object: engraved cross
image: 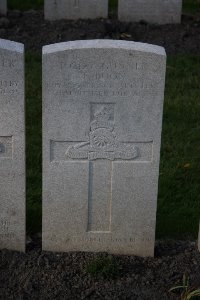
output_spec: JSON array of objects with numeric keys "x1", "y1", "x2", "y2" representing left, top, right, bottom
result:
[{"x1": 65, "y1": 103, "x2": 139, "y2": 232}]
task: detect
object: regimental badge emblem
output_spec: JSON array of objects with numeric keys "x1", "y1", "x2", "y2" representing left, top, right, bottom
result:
[{"x1": 65, "y1": 104, "x2": 139, "y2": 161}]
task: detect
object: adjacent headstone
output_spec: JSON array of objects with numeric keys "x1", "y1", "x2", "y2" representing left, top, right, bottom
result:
[
  {"x1": 0, "y1": 0, "x2": 7, "y2": 15},
  {"x1": 118, "y1": 0, "x2": 182, "y2": 24},
  {"x1": 44, "y1": 0, "x2": 108, "y2": 20},
  {"x1": 0, "y1": 39, "x2": 25, "y2": 252},
  {"x1": 43, "y1": 40, "x2": 166, "y2": 257}
]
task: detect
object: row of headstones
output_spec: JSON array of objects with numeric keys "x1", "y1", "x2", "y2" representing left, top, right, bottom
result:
[
  {"x1": 0, "y1": 38, "x2": 199, "y2": 257},
  {"x1": 0, "y1": 0, "x2": 182, "y2": 24}
]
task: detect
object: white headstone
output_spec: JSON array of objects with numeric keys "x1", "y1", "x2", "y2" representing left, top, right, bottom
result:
[
  {"x1": 44, "y1": 0, "x2": 108, "y2": 20},
  {"x1": 0, "y1": 39, "x2": 25, "y2": 252},
  {"x1": 43, "y1": 40, "x2": 166, "y2": 257},
  {"x1": 118, "y1": 0, "x2": 182, "y2": 24},
  {"x1": 0, "y1": 0, "x2": 7, "y2": 15}
]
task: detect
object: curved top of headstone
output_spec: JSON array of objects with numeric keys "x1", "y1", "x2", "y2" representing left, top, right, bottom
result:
[
  {"x1": 43, "y1": 40, "x2": 166, "y2": 57},
  {"x1": 0, "y1": 39, "x2": 24, "y2": 53}
]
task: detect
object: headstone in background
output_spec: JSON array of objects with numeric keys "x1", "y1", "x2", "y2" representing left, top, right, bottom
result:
[
  {"x1": 43, "y1": 40, "x2": 166, "y2": 257},
  {"x1": 0, "y1": 39, "x2": 25, "y2": 252},
  {"x1": 44, "y1": 0, "x2": 108, "y2": 20},
  {"x1": 0, "y1": 0, "x2": 7, "y2": 15},
  {"x1": 118, "y1": 0, "x2": 182, "y2": 24}
]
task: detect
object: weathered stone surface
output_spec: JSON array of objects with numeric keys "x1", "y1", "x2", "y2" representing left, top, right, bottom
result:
[
  {"x1": 118, "y1": 0, "x2": 182, "y2": 24},
  {"x1": 44, "y1": 0, "x2": 108, "y2": 20},
  {"x1": 0, "y1": 39, "x2": 25, "y2": 252},
  {"x1": 43, "y1": 40, "x2": 166, "y2": 257},
  {"x1": 0, "y1": 0, "x2": 7, "y2": 15}
]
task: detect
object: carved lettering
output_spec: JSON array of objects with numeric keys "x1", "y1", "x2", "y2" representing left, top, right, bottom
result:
[
  {"x1": 0, "y1": 219, "x2": 15, "y2": 240},
  {"x1": 45, "y1": 78, "x2": 159, "y2": 99},
  {"x1": 0, "y1": 220, "x2": 10, "y2": 232},
  {"x1": 0, "y1": 56, "x2": 17, "y2": 68},
  {"x1": 0, "y1": 80, "x2": 19, "y2": 95},
  {"x1": 0, "y1": 233, "x2": 15, "y2": 239},
  {"x1": 67, "y1": 236, "x2": 154, "y2": 243}
]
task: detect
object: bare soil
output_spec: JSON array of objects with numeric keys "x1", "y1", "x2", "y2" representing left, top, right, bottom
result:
[
  {"x1": 0, "y1": 10, "x2": 200, "y2": 54},
  {"x1": 0, "y1": 238, "x2": 200, "y2": 300}
]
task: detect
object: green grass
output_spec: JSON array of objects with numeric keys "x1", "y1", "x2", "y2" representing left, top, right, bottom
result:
[
  {"x1": 25, "y1": 53, "x2": 200, "y2": 239},
  {"x1": 109, "y1": 0, "x2": 118, "y2": 11},
  {"x1": 156, "y1": 55, "x2": 200, "y2": 239},
  {"x1": 183, "y1": 0, "x2": 200, "y2": 14},
  {"x1": 8, "y1": 0, "x2": 200, "y2": 14},
  {"x1": 8, "y1": 0, "x2": 43, "y2": 10}
]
